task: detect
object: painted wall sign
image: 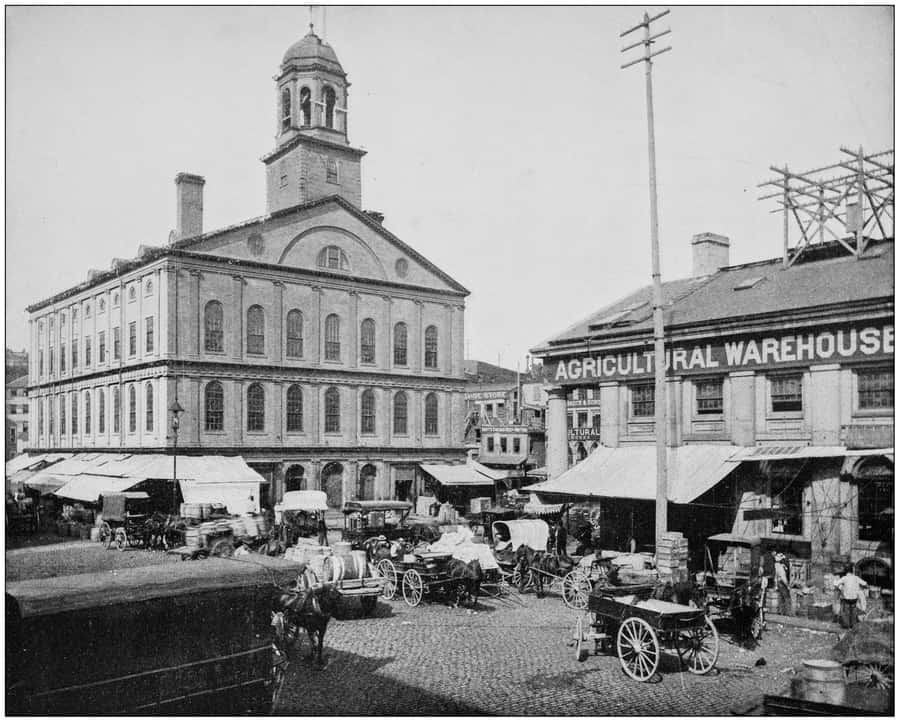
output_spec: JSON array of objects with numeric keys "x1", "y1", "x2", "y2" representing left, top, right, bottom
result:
[
  {"x1": 553, "y1": 324, "x2": 894, "y2": 384},
  {"x1": 568, "y1": 428, "x2": 601, "y2": 441},
  {"x1": 466, "y1": 390, "x2": 511, "y2": 401}
]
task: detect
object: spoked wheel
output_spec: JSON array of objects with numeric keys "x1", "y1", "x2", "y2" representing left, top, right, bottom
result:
[
  {"x1": 616, "y1": 617, "x2": 660, "y2": 682},
  {"x1": 845, "y1": 662, "x2": 894, "y2": 690},
  {"x1": 563, "y1": 571, "x2": 592, "y2": 610},
  {"x1": 678, "y1": 616, "x2": 719, "y2": 675},
  {"x1": 99, "y1": 521, "x2": 112, "y2": 548},
  {"x1": 510, "y1": 568, "x2": 522, "y2": 589},
  {"x1": 210, "y1": 538, "x2": 235, "y2": 557},
  {"x1": 269, "y1": 646, "x2": 289, "y2": 712},
  {"x1": 115, "y1": 528, "x2": 128, "y2": 551},
  {"x1": 402, "y1": 569, "x2": 424, "y2": 607},
  {"x1": 377, "y1": 559, "x2": 398, "y2": 600},
  {"x1": 573, "y1": 616, "x2": 585, "y2": 661}
]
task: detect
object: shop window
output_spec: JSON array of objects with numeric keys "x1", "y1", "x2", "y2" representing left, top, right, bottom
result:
[
  {"x1": 769, "y1": 466, "x2": 803, "y2": 535},
  {"x1": 631, "y1": 383, "x2": 655, "y2": 417},
  {"x1": 567, "y1": 413, "x2": 573, "y2": 429},
  {"x1": 577, "y1": 412, "x2": 588, "y2": 428},
  {"x1": 592, "y1": 414, "x2": 602, "y2": 432},
  {"x1": 247, "y1": 383, "x2": 265, "y2": 431},
  {"x1": 393, "y1": 392, "x2": 407, "y2": 434},
  {"x1": 857, "y1": 476, "x2": 892, "y2": 543},
  {"x1": 770, "y1": 374, "x2": 802, "y2": 414},
  {"x1": 286, "y1": 385, "x2": 303, "y2": 432},
  {"x1": 857, "y1": 368, "x2": 893, "y2": 411},
  {"x1": 695, "y1": 378, "x2": 724, "y2": 415},
  {"x1": 500, "y1": 437, "x2": 508, "y2": 453}
]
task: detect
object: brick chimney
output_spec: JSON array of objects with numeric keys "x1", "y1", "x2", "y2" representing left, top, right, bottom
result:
[
  {"x1": 691, "y1": 232, "x2": 730, "y2": 277},
  {"x1": 175, "y1": 173, "x2": 205, "y2": 240}
]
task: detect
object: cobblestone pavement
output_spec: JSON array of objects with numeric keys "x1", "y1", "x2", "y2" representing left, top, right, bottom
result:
[{"x1": 275, "y1": 590, "x2": 838, "y2": 716}]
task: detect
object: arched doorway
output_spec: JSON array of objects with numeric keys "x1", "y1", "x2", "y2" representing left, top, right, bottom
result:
[
  {"x1": 576, "y1": 443, "x2": 588, "y2": 462},
  {"x1": 321, "y1": 462, "x2": 344, "y2": 507},
  {"x1": 358, "y1": 464, "x2": 377, "y2": 500},
  {"x1": 285, "y1": 464, "x2": 306, "y2": 492}
]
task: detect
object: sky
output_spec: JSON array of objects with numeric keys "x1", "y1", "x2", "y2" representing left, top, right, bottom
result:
[{"x1": 5, "y1": 5, "x2": 894, "y2": 368}]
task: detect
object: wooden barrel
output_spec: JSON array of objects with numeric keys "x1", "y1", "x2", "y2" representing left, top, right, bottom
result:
[
  {"x1": 185, "y1": 527, "x2": 201, "y2": 550},
  {"x1": 322, "y1": 553, "x2": 365, "y2": 583},
  {"x1": 800, "y1": 659, "x2": 846, "y2": 705},
  {"x1": 200, "y1": 504, "x2": 213, "y2": 520},
  {"x1": 765, "y1": 587, "x2": 781, "y2": 613},
  {"x1": 333, "y1": 541, "x2": 353, "y2": 555}
]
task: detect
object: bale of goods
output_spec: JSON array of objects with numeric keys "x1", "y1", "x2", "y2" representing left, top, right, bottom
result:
[
  {"x1": 185, "y1": 527, "x2": 201, "y2": 550},
  {"x1": 200, "y1": 503, "x2": 213, "y2": 520},
  {"x1": 181, "y1": 503, "x2": 202, "y2": 521}
]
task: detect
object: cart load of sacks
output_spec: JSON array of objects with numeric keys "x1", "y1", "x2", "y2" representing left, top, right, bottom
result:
[{"x1": 284, "y1": 539, "x2": 380, "y2": 588}]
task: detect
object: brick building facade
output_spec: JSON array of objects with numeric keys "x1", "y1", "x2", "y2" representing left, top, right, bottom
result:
[{"x1": 24, "y1": 28, "x2": 469, "y2": 508}]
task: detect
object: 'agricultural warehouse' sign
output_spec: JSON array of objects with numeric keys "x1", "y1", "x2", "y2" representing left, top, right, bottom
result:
[{"x1": 553, "y1": 325, "x2": 894, "y2": 384}]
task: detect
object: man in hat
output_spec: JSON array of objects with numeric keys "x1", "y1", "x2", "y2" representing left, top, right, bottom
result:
[{"x1": 834, "y1": 564, "x2": 868, "y2": 628}]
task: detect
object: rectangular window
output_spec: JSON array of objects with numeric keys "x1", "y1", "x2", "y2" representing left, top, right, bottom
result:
[
  {"x1": 113, "y1": 389, "x2": 120, "y2": 433},
  {"x1": 85, "y1": 338, "x2": 92, "y2": 367},
  {"x1": 857, "y1": 368, "x2": 893, "y2": 411},
  {"x1": 49, "y1": 349, "x2": 54, "y2": 375},
  {"x1": 279, "y1": 174, "x2": 288, "y2": 188},
  {"x1": 859, "y1": 478, "x2": 892, "y2": 542},
  {"x1": 487, "y1": 437, "x2": 495, "y2": 452},
  {"x1": 567, "y1": 413, "x2": 573, "y2": 429},
  {"x1": 500, "y1": 437, "x2": 508, "y2": 453},
  {"x1": 513, "y1": 437, "x2": 521, "y2": 454},
  {"x1": 38, "y1": 349, "x2": 43, "y2": 376},
  {"x1": 695, "y1": 378, "x2": 724, "y2": 415},
  {"x1": 99, "y1": 332, "x2": 106, "y2": 363},
  {"x1": 592, "y1": 414, "x2": 602, "y2": 432},
  {"x1": 631, "y1": 384, "x2": 655, "y2": 417},
  {"x1": 770, "y1": 374, "x2": 802, "y2": 413},
  {"x1": 71, "y1": 342, "x2": 78, "y2": 370},
  {"x1": 113, "y1": 327, "x2": 121, "y2": 360},
  {"x1": 145, "y1": 316, "x2": 154, "y2": 353},
  {"x1": 325, "y1": 158, "x2": 339, "y2": 184},
  {"x1": 577, "y1": 411, "x2": 588, "y2": 428},
  {"x1": 129, "y1": 322, "x2": 137, "y2": 356},
  {"x1": 71, "y1": 395, "x2": 78, "y2": 435},
  {"x1": 60, "y1": 343, "x2": 66, "y2": 373}
]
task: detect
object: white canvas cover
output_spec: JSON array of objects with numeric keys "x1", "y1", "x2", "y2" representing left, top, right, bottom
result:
[
  {"x1": 427, "y1": 525, "x2": 499, "y2": 571},
  {"x1": 492, "y1": 519, "x2": 549, "y2": 552},
  {"x1": 179, "y1": 481, "x2": 261, "y2": 514},
  {"x1": 277, "y1": 490, "x2": 328, "y2": 512}
]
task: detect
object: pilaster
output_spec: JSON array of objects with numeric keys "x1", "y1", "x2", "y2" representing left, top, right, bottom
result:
[
  {"x1": 547, "y1": 387, "x2": 569, "y2": 479},
  {"x1": 273, "y1": 281, "x2": 285, "y2": 362},
  {"x1": 349, "y1": 290, "x2": 359, "y2": 369},
  {"x1": 382, "y1": 296, "x2": 393, "y2": 369},
  {"x1": 232, "y1": 275, "x2": 245, "y2": 360}
]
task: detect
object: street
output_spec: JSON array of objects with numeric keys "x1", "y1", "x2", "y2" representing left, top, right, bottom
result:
[{"x1": 275, "y1": 588, "x2": 836, "y2": 715}]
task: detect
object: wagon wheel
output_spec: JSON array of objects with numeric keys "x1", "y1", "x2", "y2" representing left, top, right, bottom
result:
[
  {"x1": 510, "y1": 567, "x2": 522, "y2": 589},
  {"x1": 402, "y1": 569, "x2": 424, "y2": 607},
  {"x1": 360, "y1": 595, "x2": 378, "y2": 616},
  {"x1": 115, "y1": 528, "x2": 128, "y2": 551},
  {"x1": 269, "y1": 646, "x2": 289, "y2": 711},
  {"x1": 845, "y1": 662, "x2": 894, "y2": 690},
  {"x1": 99, "y1": 521, "x2": 112, "y2": 548},
  {"x1": 210, "y1": 538, "x2": 235, "y2": 557},
  {"x1": 677, "y1": 616, "x2": 719, "y2": 675},
  {"x1": 563, "y1": 571, "x2": 592, "y2": 610},
  {"x1": 750, "y1": 607, "x2": 765, "y2": 640},
  {"x1": 376, "y1": 559, "x2": 398, "y2": 600},
  {"x1": 573, "y1": 615, "x2": 585, "y2": 661},
  {"x1": 616, "y1": 617, "x2": 660, "y2": 682}
]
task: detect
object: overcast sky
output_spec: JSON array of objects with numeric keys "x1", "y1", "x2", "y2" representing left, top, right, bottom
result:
[{"x1": 5, "y1": 5, "x2": 894, "y2": 367}]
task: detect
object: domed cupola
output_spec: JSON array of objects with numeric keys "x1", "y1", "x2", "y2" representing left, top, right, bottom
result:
[{"x1": 262, "y1": 23, "x2": 367, "y2": 214}]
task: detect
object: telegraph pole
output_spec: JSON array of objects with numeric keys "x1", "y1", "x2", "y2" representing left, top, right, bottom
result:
[{"x1": 620, "y1": 10, "x2": 672, "y2": 545}]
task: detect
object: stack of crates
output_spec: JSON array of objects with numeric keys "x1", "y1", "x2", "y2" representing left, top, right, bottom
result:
[{"x1": 657, "y1": 531, "x2": 689, "y2": 583}]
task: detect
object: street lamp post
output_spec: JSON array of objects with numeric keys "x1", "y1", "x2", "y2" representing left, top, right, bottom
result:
[{"x1": 169, "y1": 399, "x2": 184, "y2": 515}]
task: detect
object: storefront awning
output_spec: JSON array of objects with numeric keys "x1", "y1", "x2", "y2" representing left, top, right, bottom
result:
[
  {"x1": 180, "y1": 481, "x2": 260, "y2": 514},
  {"x1": 420, "y1": 463, "x2": 496, "y2": 486},
  {"x1": 477, "y1": 453, "x2": 528, "y2": 467},
  {"x1": 5, "y1": 452, "x2": 71, "y2": 476},
  {"x1": 468, "y1": 460, "x2": 511, "y2": 481},
  {"x1": 54, "y1": 475, "x2": 144, "y2": 503},
  {"x1": 523, "y1": 445, "x2": 742, "y2": 504},
  {"x1": 727, "y1": 445, "x2": 893, "y2": 462}
]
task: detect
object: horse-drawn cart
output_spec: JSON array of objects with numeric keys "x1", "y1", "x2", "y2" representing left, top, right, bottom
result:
[
  {"x1": 6, "y1": 556, "x2": 302, "y2": 714},
  {"x1": 700, "y1": 533, "x2": 766, "y2": 640},
  {"x1": 573, "y1": 583, "x2": 719, "y2": 682},
  {"x1": 97, "y1": 492, "x2": 152, "y2": 550}
]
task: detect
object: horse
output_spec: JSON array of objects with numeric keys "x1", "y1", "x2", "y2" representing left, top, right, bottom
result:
[
  {"x1": 271, "y1": 570, "x2": 342, "y2": 667},
  {"x1": 145, "y1": 512, "x2": 178, "y2": 550},
  {"x1": 446, "y1": 558, "x2": 484, "y2": 608},
  {"x1": 515, "y1": 546, "x2": 575, "y2": 596}
]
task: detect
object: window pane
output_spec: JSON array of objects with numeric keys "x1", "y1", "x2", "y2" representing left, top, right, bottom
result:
[
  {"x1": 98, "y1": 389, "x2": 105, "y2": 433},
  {"x1": 424, "y1": 326, "x2": 438, "y2": 369},
  {"x1": 145, "y1": 383, "x2": 154, "y2": 431},
  {"x1": 361, "y1": 389, "x2": 376, "y2": 433},
  {"x1": 145, "y1": 316, "x2": 154, "y2": 353},
  {"x1": 393, "y1": 322, "x2": 408, "y2": 365},
  {"x1": 205, "y1": 301, "x2": 224, "y2": 352},
  {"x1": 128, "y1": 385, "x2": 136, "y2": 433},
  {"x1": 325, "y1": 388, "x2": 341, "y2": 432},
  {"x1": 696, "y1": 378, "x2": 724, "y2": 415},
  {"x1": 858, "y1": 369, "x2": 893, "y2": 410},
  {"x1": 286, "y1": 310, "x2": 304, "y2": 358},
  {"x1": 325, "y1": 315, "x2": 341, "y2": 360},
  {"x1": 205, "y1": 382, "x2": 224, "y2": 431},
  {"x1": 129, "y1": 322, "x2": 137, "y2": 356},
  {"x1": 631, "y1": 384, "x2": 655, "y2": 417},
  {"x1": 424, "y1": 393, "x2": 438, "y2": 435},
  {"x1": 771, "y1": 375, "x2": 802, "y2": 413},
  {"x1": 247, "y1": 384, "x2": 265, "y2": 431},
  {"x1": 286, "y1": 385, "x2": 303, "y2": 432},
  {"x1": 393, "y1": 392, "x2": 407, "y2": 434},
  {"x1": 360, "y1": 319, "x2": 376, "y2": 364},
  {"x1": 247, "y1": 306, "x2": 265, "y2": 355}
]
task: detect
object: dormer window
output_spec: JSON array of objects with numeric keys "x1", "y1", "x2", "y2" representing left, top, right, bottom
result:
[
  {"x1": 299, "y1": 86, "x2": 311, "y2": 125},
  {"x1": 317, "y1": 245, "x2": 349, "y2": 271},
  {"x1": 281, "y1": 86, "x2": 292, "y2": 131},
  {"x1": 323, "y1": 86, "x2": 336, "y2": 129}
]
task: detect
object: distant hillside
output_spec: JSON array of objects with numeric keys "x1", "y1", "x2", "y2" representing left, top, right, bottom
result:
[{"x1": 6, "y1": 348, "x2": 28, "y2": 381}]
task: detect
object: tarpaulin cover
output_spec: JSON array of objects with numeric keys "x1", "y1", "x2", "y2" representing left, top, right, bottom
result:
[
  {"x1": 419, "y1": 462, "x2": 495, "y2": 486},
  {"x1": 179, "y1": 481, "x2": 260, "y2": 514},
  {"x1": 492, "y1": 519, "x2": 549, "y2": 552},
  {"x1": 278, "y1": 490, "x2": 329, "y2": 512},
  {"x1": 54, "y1": 475, "x2": 143, "y2": 503},
  {"x1": 427, "y1": 526, "x2": 499, "y2": 571},
  {"x1": 523, "y1": 445, "x2": 741, "y2": 504},
  {"x1": 6, "y1": 452, "x2": 70, "y2": 476}
]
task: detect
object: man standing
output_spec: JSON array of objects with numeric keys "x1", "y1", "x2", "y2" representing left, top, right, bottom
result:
[
  {"x1": 834, "y1": 565, "x2": 868, "y2": 628},
  {"x1": 774, "y1": 552, "x2": 791, "y2": 614},
  {"x1": 551, "y1": 518, "x2": 568, "y2": 556}
]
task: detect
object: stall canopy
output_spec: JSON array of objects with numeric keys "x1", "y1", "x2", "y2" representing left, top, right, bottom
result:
[
  {"x1": 728, "y1": 445, "x2": 894, "y2": 462},
  {"x1": 419, "y1": 462, "x2": 496, "y2": 486},
  {"x1": 523, "y1": 445, "x2": 742, "y2": 504},
  {"x1": 468, "y1": 460, "x2": 510, "y2": 482},
  {"x1": 54, "y1": 475, "x2": 144, "y2": 503},
  {"x1": 6, "y1": 452, "x2": 71, "y2": 476},
  {"x1": 180, "y1": 482, "x2": 260, "y2": 514}
]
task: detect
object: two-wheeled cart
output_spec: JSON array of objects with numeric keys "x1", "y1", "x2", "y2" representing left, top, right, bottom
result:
[{"x1": 572, "y1": 583, "x2": 719, "y2": 682}]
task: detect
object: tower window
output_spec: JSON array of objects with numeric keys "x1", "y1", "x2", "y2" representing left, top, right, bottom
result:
[
  {"x1": 325, "y1": 158, "x2": 339, "y2": 184},
  {"x1": 299, "y1": 86, "x2": 311, "y2": 125},
  {"x1": 281, "y1": 86, "x2": 292, "y2": 131},
  {"x1": 323, "y1": 86, "x2": 336, "y2": 128}
]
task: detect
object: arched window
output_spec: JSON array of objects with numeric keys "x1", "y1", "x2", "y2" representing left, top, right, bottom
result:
[
  {"x1": 145, "y1": 382, "x2": 154, "y2": 432},
  {"x1": 360, "y1": 318, "x2": 376, "y2": 364},
  {"x1": 286, "y1": 385, "x2": 303, "y2": 432},
  {"x1": 358, "y1": 464, "x2": 377, "y2": 500},
  {"x1": 60, "y1": 394, "x2": 66, "y2": 437},
  {"x1": 424, "y1": 325, "x2": 438, "y2": 369},
  {"x1": 393, "y1": 322, "x2": 408, "y2": 366},
  {"x1": 247, "y1": 305, "x2": 265, "y2": 355},
  {"x1": 205, "y1": 381, "x2": 224, "y2": 431},
  {"x1": 360, "y1": 389, "x2": 376, "y2": 434},
  {"x1": 204, "y1": 301, "x2": 224, "y2": 352},
  {"x1": 285, "y1": 465, "x2": 306, "y2": 492},
  {"x1": 424, "y1": 393, "x2": 438, "y2": 435},
  {"x1": 317, "y1": 246, "x2": 350, "y2": 271},
  {"x1": 299, "y1": 86, "x2": 311, "y2": 125},
  {"x1": 98, "y1": 388, "x2": 105, "y2": 433},
  {"x1": 128, "y1": 384, "x2": 136, "y2": 433},
  {"x1": 71, "y1": 394, "x2": 78, "y2": 435},
  {"x1": 84, "y1": 391, "x2": 91, "y2": 434},
  {"x1": 38, "y1": 398, "x2": 44, "y2": 436},
  {"x1": 324, "y1": 387, "x2": 340, "y2": 433},
  {"x1": 324, "y1": 314, "x2": 341, "y2": 360},
  {"x1": 286, "y1": 309, "x2": 304, "y2": 358},
  {"x1": 323, "y1": 86, "x2": 336, "y2": 128},
  {"x1": 113, "y1": 386, "x2": 120, "y2": 433},
  {"x1": 247, "y1": 383, "x2": 265, "y2": 431},
  {"x1": 393, "y1": 391, "x2": 408, "y2": 435},
  {"x1": 281, "y1": 86, "x2": 292, "y2": 131}
]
